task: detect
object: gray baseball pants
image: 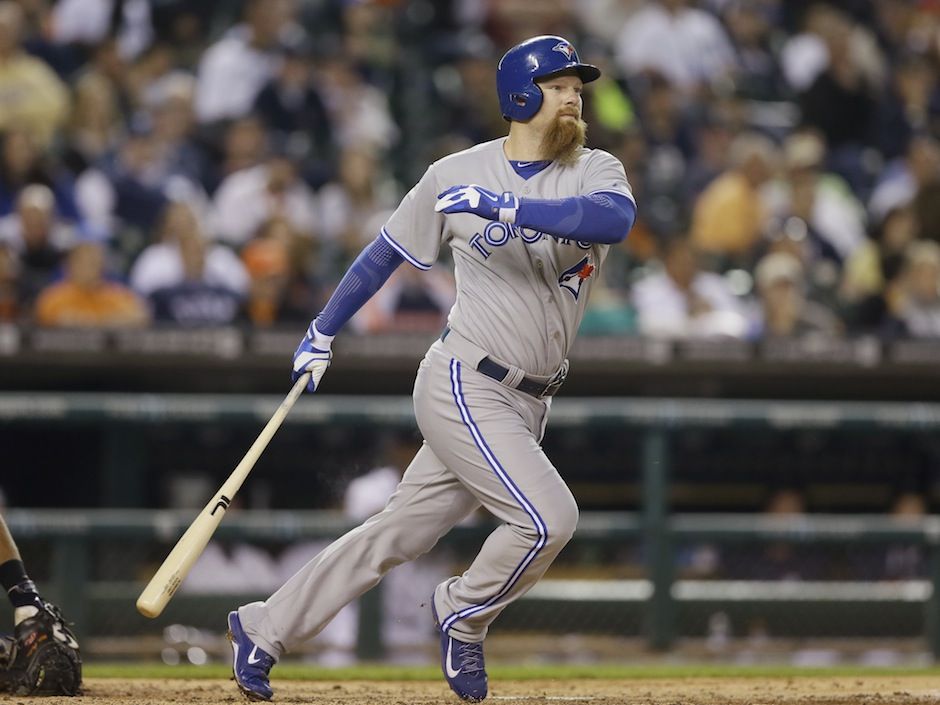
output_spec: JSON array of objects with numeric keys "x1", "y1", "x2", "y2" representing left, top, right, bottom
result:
[{"x1": 237, "y1": 337, "x2": 578, "y2": 655}]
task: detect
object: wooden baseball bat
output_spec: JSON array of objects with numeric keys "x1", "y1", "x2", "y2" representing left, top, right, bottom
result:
[{"x1": 136, "y1": 373, "x2": 310, "y2": 618}]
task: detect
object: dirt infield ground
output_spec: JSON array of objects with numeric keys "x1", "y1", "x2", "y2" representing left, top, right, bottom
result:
[{"x1": 60, "y1": 676, "x2": 940, "y2": 704}]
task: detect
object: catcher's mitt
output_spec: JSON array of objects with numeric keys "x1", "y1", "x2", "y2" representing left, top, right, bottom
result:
[{"x1": 7, "y1": 601, "x2": 82, "y2": 696}]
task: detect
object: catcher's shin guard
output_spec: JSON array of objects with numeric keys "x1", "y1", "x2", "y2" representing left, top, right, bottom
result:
[{"x1": 9, "y1": 601, "x2": 82, "y2": 696}]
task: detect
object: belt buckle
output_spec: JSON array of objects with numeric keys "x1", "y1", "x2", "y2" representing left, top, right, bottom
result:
[{"x1": 540, "y1": 362, "x2": 568, "y2": 398}]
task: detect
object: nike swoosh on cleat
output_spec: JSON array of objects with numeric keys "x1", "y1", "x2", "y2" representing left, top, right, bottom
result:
[
  {"x1": 247, "y1": 645, "x2": 262, "y2": 665},
  {"x1": 445, "y1": 637, "x2": 462, "y2": 678}
]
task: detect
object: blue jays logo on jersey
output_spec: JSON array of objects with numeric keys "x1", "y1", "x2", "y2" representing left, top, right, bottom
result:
[
  {"x1": 558, "y1": 256, "x2": 594, "y2": 300},
  {"x1": 553, "y1": 41, "x2": 575, "y2": 60}
]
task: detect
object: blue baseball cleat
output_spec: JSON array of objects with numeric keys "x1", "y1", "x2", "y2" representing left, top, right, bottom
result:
[
  {"x1": 227, "y1": 611, "x2": 275, "y2": 701},
  {"x1": 432, "y1": 601, "x2": 488, "y2": 702}
]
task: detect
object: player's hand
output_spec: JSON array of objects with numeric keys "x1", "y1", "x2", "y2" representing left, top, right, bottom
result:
[
  {"x1": 292, "y1": 321, "x2": 334, "y2": 393},
  {"x1": 435, "y1": 184, "x2": 519, "y2": 223}
]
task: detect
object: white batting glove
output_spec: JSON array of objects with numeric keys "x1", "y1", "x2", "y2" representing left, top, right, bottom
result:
[
  {"x1": 292, "y1": 321, "x2": 334, "y2": 392},
  {"x1": 435, "y1": 184, "x2": 519, "y2": 223}
]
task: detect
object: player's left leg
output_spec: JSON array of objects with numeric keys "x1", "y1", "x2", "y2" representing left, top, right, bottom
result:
[{"x1": 414, "y1": 351, "x2": 578, "y2": 701}]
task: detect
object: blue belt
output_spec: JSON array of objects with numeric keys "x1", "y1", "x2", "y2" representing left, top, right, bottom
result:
[{"x1": 441, "y1": 328, "x2": 565, "y2": 399}]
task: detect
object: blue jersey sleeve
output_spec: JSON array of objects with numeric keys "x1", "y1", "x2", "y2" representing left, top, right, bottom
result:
[
  {"x1": 514, "y1": 192, "x2": 636, "y2": 244},
  {"x1": 315, "y1": 235, "x2": 405, "y2": 336}
]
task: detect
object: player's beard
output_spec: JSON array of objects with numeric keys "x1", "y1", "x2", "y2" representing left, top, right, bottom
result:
[{"x1": 541, "y1": 113, "x2": 587, "y2": 166}]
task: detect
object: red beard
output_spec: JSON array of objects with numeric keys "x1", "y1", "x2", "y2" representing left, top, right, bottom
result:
[{"x1": 540, "y1": 113, "x2": 587, "y2": 165}]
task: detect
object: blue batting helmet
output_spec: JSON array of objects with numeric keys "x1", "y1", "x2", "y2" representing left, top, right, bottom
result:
[{"x1": 496, "y1": 35, "x2": 601, "y2": 122}]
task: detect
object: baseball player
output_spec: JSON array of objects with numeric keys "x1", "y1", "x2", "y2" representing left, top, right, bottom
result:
[
  {"x1": 0, "y1": 513, "x2": 81, "y2": 696},
  {"x1": 227, "y1": 34, "x2": 636, "y2": 702}
]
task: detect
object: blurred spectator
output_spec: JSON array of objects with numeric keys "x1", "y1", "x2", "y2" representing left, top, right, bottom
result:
[
  {"x1": 83, "y1": 109, "x2": 211, "y2": 242},
  {"x1": 577, "y1": 42, "x2": 637, "y2": 153},
  {"x1": 796, "y1": 5, "x2": 883, "y2": 192},
  {"x1": 869, "y1": 134, "x2": 940, "y2": 228},
  {"x1": 720, "y1": 0, "x2": 790, "y2": 102},
  {"x1": 79, "y1": 117, "x2": 167, "y2": 236},
  {"x1": 0, "y1": 1, "x2": 68, "y2": 149},
  {"x1": 204, "y1": 115, "x2": 268, "y2": 194},
  {"x1": 130, "y1": 201, "x2": 248, "y2": 311},
  {"x1": 880, "y1": 239, "x2": 940, "y2": 339},
  {"x1": 178, "y1": 484, "x2": 281, "y2": 595},
  {"x1": 690, "y1": 131, "x2": 778, "y2": 263},
  {"x1": 841, "y1": 205, "x2": 918, "y2": 332},
  {"x1": 212, "y1": 151, "x2": 318, "y2": 247},
  {"x1": 882, "y1": 491, "x2": 928, "y2": 580},
  {"x1": 252, "y1": 41, "x2": 334, "y2": 178},
  {"x1": 631, "y1": 234, "x2": 749, "y2": 339},
  {"x1": 683, "y1": 108, "x2": 735, "y2": 201},
  {"x1": 149, "y1": 0, "x2": 223, "y2": 71},
  {"x1": 194, "y1": 0, "x2": 300, "y2": 124},
  {"x1": 63, "y1": 71, "x2": 125, "y2": 175},
  {"x1": 50, "y1": 0, "x2": 154, "y2": 61},
  {"x1": 72, "y1": 36, "x2": 134, "y2": 117},
  {"x1": 317, "y1": 145, "x2": 399, "y2": 265},
  {"x1": 740, "y1": 487, "x2": 824, "y2": 580},
  {"x1": 749, "y1": 251, "x2": 843, "y2": 340},
  {"x1": 241, "y1": 218, "x2": 323, "y2": 326},
  {"x1": 628, "y1": 73, "x2": 696, "y2": 237},
  {"x1": 351, "y1": 264, "x2": 456, "y2": 334},
  {"x1": 146, "y1": 72, "x2": 210, "y2": 189},
  {"x1": 183, "y1": 539, "x2": 281, "y2": 595},
  {"x1": 318, "y1": 54, "x2": 399, "y2": 152},
  {"x1": 636, "y1": 71, "x2": 696, "y2": 164},
  {"x1": 34, "y1": 240, "x2": 148, "y2": 328},
  {"x1": 577, "y1": 0, "x2": 644, "y2": 46},
  {"x1": 148, "y1": 230, "x2": 244, "y2": 327},
  {"x1": 873, "y1": 53, "x2": 939, "y2": 163},
  {"x1": 613, "y1": 0, "x2": 736, "y2": 95},
  {"x1": 0, "y1": 127, "x2": 82, "y2": 223},
  {"x1": 781, "y1": 3, "x2": 884, "y2": 95},
  {"x1": 340, "y1": 0, "x2": 400, "y2": 90},
  {"x1": 767, "y1": 129, "x2": 867, "y2": 264},
  {"x1": 0, "y1": 184, "x2": 74, "y2": 305},
  {"x1": 431, "y1": 34, "x2": 505, "y2": 145}
]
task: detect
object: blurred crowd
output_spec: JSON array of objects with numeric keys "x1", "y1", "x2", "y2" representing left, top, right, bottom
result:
[{"x1": 1, "y1": 0, "x2": 940, "y2": 341}]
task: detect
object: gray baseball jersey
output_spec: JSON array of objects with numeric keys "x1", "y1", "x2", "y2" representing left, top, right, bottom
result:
[
  {"x1": 236, "y1": 137, "x2": 634, "y2": 658},
  {"x1": 382, "y1": 137, "x2": 634, "y2": 376}
]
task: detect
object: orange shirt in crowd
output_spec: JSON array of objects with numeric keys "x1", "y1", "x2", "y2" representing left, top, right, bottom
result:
[
  {"x1": 691, "y1": 172, "x2": 766, "y2": 257},
  {"x1": 35, "y1": 281, "x2": 149, "y2": 327}
]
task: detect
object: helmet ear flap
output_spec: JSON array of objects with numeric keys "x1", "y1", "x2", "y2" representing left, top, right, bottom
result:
[{"x1": 504, "y1": 85, "x2": 542, "y2": 121}]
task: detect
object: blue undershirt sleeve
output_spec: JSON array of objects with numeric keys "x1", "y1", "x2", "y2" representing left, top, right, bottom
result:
[
  {"x1": 314, "y1": 235, "x2": 405, "y2": 336},
  {"x1": 514, "y1": 192, "x2": 636, "y2": 244}
]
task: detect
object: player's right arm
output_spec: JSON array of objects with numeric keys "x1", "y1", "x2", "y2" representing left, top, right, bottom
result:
[
  {"x1": 291, "y1": 236, "x2": 405, "y2": 392},
  {"x1": 292, "y1": 165, "x2": 445, "y2": 392}
]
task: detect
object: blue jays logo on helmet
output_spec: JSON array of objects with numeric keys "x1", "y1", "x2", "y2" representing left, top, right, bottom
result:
[
  {"x1": 552, "y1": 41, "x2": 575, "y2": 60},
  {"x1": 496, "y1": 35, "x2": 601, "y2": 122},
  {"x1": 558, "y1": 256, "x2": 595, "y2": 300}
]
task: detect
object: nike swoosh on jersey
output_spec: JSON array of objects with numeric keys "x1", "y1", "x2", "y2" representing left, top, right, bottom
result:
[
  {"x1": 247, "y1": 645, "x2": 262, "y2": 665},
  {"x1": 445, "y1": 637, "x2": 462, "y2": 678},
  {"x1": 516, "y1": 161, "x2": 535, "y2": 168}
]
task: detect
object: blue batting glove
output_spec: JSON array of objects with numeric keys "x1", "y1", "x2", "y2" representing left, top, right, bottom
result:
[
  {"x1": 292, "y1": 321, "x2": 334, "y2": 392},
  {"x1": 435, "y1": 184, "x2": 519, "y2": 223}
]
